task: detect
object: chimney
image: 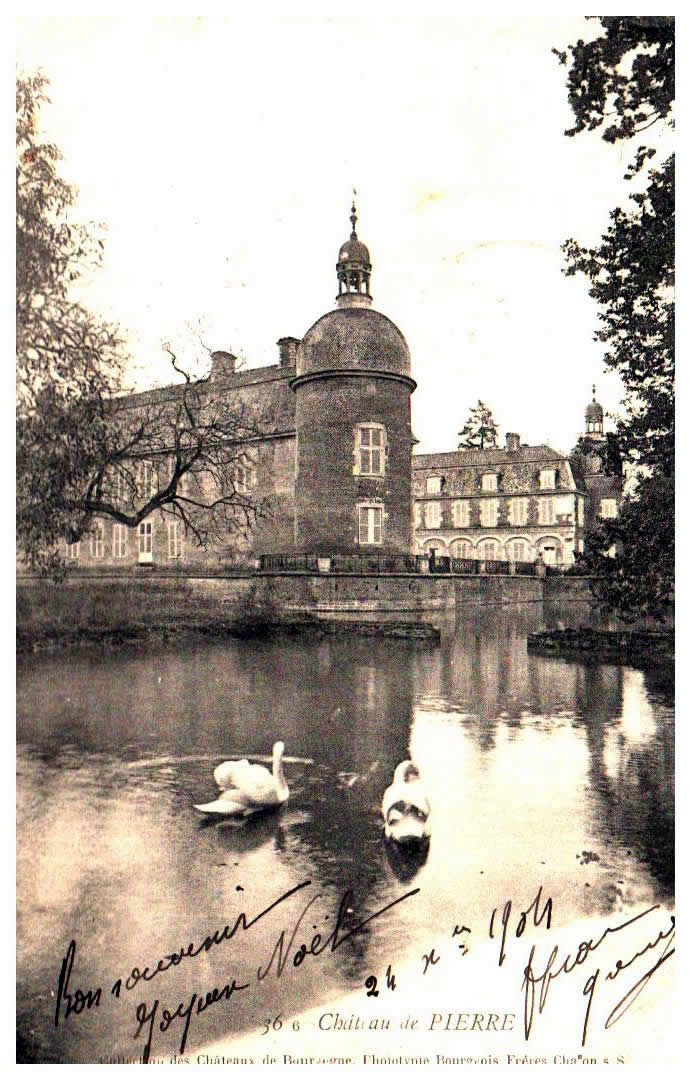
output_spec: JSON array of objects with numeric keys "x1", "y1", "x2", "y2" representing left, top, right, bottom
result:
[
  {"x1": 277, "y1": 337, "x2": 300, "y2": 368},
  {"x1": 210, "y1": 350, "x2": 236, "y2": 381},
  {"x1": 506, "y1": 432, "x2": 520, "y2": 452}
]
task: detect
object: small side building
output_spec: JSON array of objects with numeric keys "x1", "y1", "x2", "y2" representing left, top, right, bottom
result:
[{"x1": 412, "y1": 390, "x2": 622, "y2": 567}]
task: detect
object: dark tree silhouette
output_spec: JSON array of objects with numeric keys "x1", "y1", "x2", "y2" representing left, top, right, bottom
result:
[
  {"x1": 457, "y1": 400, "x2": 499, "y2": 450},
  {"x1": 556, "y1": 18, "x2": 674, "y2": 621},
  {"x1": 17, "y1": 74, "x2": 270, "y2": 576}
]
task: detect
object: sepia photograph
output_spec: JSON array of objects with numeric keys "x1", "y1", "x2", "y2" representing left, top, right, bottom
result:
[{"x1": 15, "y1": 15, "x2": 674, "y2": 1068}]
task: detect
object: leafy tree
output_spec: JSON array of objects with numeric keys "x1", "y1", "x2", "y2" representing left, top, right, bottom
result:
[
  {"x1": 580, "y1": 474, "x2": 674, "y2": 623},
  {"x1": 556, "y1": 18, "x2": 674, "y2": 622},
  {"x1": 457, "y1": 400, "x2": 498, "y2": 450},
  {"x1": 572, "y1": 431, "x2": 623, "y2": 478},
  {"x1": 17, "y1": 74, "x2": 269, "y2": 576}
]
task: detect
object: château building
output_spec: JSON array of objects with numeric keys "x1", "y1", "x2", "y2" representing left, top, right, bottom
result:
[{"x1": 58, "y1": 209, "x2": 619, "y2": 571}]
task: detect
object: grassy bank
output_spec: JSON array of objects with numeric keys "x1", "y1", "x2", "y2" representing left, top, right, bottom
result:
[
  {"x1": 16, "y1": 581, "x2": 442, "y2": 652},
  {"x1": 527, "y1": 627, "x2": 674, "y2": 662},
  {"x1": 16, "y1": 580, "x2": 267, "y2": 652}
]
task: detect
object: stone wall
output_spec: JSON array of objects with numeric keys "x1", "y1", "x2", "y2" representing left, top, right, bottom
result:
[
  {"x1": 252, "y1": 571, "x2": 543, "y2": 613},
  {"x1": 17, "y1": 570, "x2": 596, "y2": 645}
]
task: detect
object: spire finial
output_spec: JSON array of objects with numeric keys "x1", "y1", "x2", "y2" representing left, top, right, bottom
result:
[
  {"x1": 592, "y1": 383, "x2": 597, "y2": 400},
  {"x1": 350, "y1": 187, "x2": 358, "y2": 237}
]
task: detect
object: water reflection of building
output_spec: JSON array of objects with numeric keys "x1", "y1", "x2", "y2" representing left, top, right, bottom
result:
[{"x1": 597, "y1": 668, "x2": 674, "y2": 898}]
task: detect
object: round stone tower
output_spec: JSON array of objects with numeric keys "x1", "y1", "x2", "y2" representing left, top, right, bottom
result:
[{"x1": 291, "y1": 203, "x2": 416, "y2": 555}]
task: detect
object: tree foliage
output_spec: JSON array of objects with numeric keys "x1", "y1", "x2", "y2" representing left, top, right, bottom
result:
[
  {"x1": 572, "y1": 431, "x2": 623, "y2": 478},
  {"x1": 458, "y1": 400, "x2": 498, "y2": 450},
  {"x1": 17, "y1": 74, "x2": 269, "y2": 576},
  {"x1": 553, "y1": 17, "x2": 674, "y2": 143},
  {"x1": 581, "y1": 474, "x2": 674, "y2": 623},
  {"x1": 556, "y1": 18, "x2": 674, "y2": 622}
]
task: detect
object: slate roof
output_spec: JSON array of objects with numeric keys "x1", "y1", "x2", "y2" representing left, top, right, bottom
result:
[
  {"x1": 115, "y1": 363, "x2": 297, "y2": 437},
  {"x1": 413, "y1": 445, "x2": 570, "y2": 469}
]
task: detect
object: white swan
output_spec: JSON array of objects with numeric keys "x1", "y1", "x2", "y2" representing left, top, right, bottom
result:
[
  {"x1": 194, "y1": 742, "x2": 289, "y2": 816},
  {"x1": 213, "y1": 758, "x2": 250, "y2": 791},
  {"x1": 381, "y1": 760, "x2": 431, "y2": 846}
]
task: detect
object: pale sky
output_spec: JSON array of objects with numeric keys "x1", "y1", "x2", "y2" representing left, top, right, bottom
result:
[{"x1": 15, "y1": 15, "x2": 673, "y2": 454}]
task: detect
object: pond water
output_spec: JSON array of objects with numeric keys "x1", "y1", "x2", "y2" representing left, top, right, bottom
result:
[{"x1": 16, "y1": 603, "x2": 674, "y2": 1063}]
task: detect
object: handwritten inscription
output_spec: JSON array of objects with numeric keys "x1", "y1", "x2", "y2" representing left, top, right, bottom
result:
[
  {"x1": 488, "y1": 888, "x2": 675, "y2": 1048},
  {"x1": 55, "y1": 880, "x2": 419, "y2": 1062},
  {"x1": 53, "y1": 879, "x2": 675, "y2": 1061}
]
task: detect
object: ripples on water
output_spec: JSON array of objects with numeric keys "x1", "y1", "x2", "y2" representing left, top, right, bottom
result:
[{"x1": 16, "y1": 603, "x2": 674, "y2": 1062}]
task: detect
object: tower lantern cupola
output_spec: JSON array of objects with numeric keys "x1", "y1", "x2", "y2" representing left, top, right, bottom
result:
[
  {"x1": 585, "y1": 385, "x2": 604, "y2": 437},
  {"x1": 336, "y1": 198, "x2": 372, "y2": 308}
]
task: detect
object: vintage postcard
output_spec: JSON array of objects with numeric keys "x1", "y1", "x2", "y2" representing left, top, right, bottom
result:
[{"x1": 16, "y1": 15, "x2": 675, "y2": 1069}]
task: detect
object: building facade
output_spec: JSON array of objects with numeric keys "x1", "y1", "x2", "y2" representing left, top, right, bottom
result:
[
  {"x1": 54, "y1": 213, "x2": 619, "y2": 573},
  {"x1": 412, "y1": 391, "x2": 622, "y2": 568},
  {"x1": 59, "y1": 206, "x2": 416, "y2": 570}
]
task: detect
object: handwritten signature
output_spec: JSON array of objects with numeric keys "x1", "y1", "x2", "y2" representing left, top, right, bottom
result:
[
  {"x1": 490, "y1": 887, "x2": 675, "y2": 1047},
  {"x1": 55, "y1": 880, "x2": 419, "y2": 1062},
  {"x1": 54, "y1": 880, "x2": 675, "y2": 1061}
]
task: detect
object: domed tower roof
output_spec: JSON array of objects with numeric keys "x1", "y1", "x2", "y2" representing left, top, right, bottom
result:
[
  {"x1": 294, "y1": 197, "x2": 414, "y2": 385},
  {"x1": 297, "y1": 306, "x2": 411, "y2": 380},
  {"x1": 585, "y1": 385, "x2": 604, "y2": 422},
  {"x1": 338, "y1": 234, "x2": 371, "y2": 267}
]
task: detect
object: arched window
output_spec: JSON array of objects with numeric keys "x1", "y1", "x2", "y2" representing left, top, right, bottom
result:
[
  {"x1": 508, "y1": 538, "x2": 530, "y2": 562},
  {"x1": 478, "y1": 538, "x2": 501, "y2": 561},
  {"x1": 450, "y1": 538, "x2": 472, "y2": 559}
]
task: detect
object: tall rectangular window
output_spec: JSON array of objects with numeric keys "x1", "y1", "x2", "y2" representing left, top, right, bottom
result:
[
  {"x1": 509, "y1": 539, "x2": 527, "y2": 561},
  {"x1": 64, "y1": 539, "x2": 80, "y2": 560},
  {"x1": 113, "y1": 524, "x2": 128, "y2": 559},
  {"x1": 112, "y1": 467, "x2": 130, "y2": 505},
  {"x1": 138, "y1": 460, "x2": 157, "y2": 500},
  {"x1": 167, "y1": 520, "x2": 183, "y2": 559},
  {"x1": 451, "y1": 500, "x2": 469, "y2": 527},
  {"x1": 480, "y1": 499, "x2": 498, "y2": 527},
  {"x1": 539, "y1": 468, "x2": 556, "y2": 490},
  {"x1": 600, "y1": 499, "x2": 617, "y2": 518},
  {"x1": 577, "y1": 498, "x2": 584, "y2": 526},
  {"x1": 509, "y1": 497, "x2": 529, "y2": 526},
  {"x1": 424, "y1": 502, "x2": 441, "y2": 528},
  {"x1": 414, "y1": 502, "x2": 422, "y2": 528},
  {"x1": 138, "y1": 521, "x2": 153, "y2": 561},
  {"x1": 356, "y1": 425, "x2": 386, "y2": 476},
  {"x1": 89, "y1": 520, "x2": 105, "y2": 559},
  {"x1": 358, "y1": 505, "x2": 383, "y2": 545},
  {"x1": 538, "y1": 497, "x2": 554, "y2": 525},
  {"x1": 233, "y1": 462, "x2": 255, "y2": 494}
]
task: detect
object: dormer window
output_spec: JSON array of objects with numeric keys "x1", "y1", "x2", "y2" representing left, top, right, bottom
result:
[
  {"x1": 354, "y1": 424, "x2": 387, "y2": 477},
  {"x1": 539, "y1": 468, "x2": 556, "y2": 490},
  {"x1": 481, "y1": 473, "x2": 498, "y2": 492},
  {"x1": 426, "y1": 476, "x2": 443, "y2": 494}
]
